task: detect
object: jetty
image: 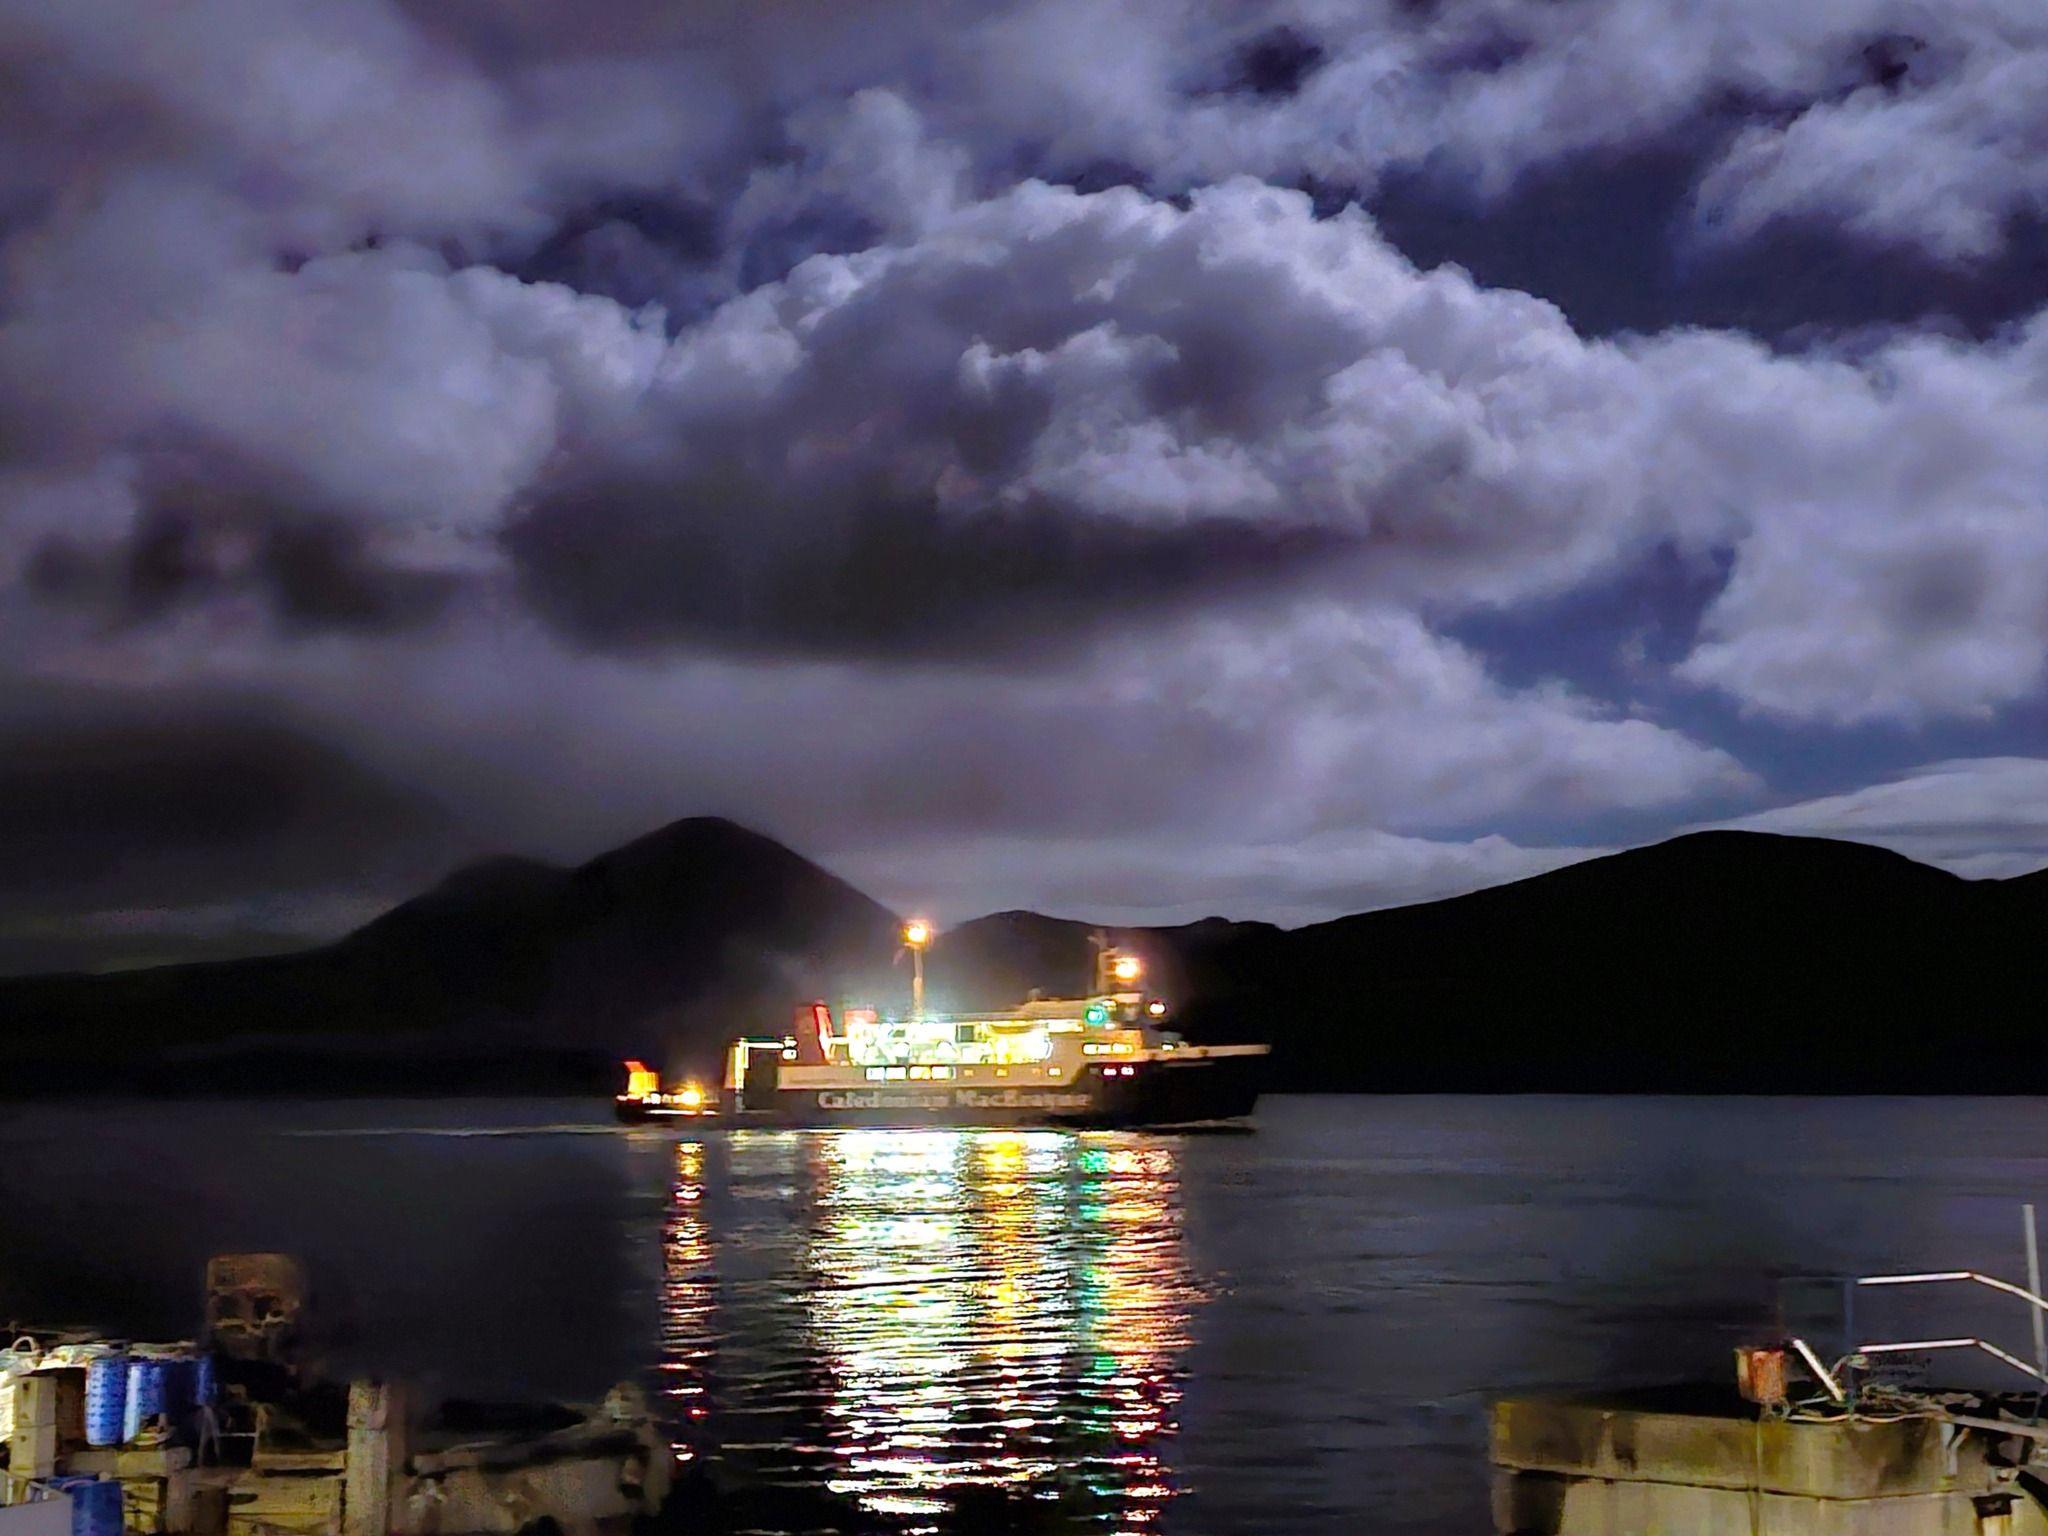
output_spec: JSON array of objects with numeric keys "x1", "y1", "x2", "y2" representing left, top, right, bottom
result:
[
  {"x1": 2, "y1": 1256, "x2": 670, "y2": 1536},
  {"x1": 1494, "y1": 1232, "x2": 2048, "y2": 1535},
  {"x1": 1493, "y1": 1385, "x2": 2045, "y2": 1533}
]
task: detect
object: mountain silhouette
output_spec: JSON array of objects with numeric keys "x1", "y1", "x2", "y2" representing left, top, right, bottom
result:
[
  {"x1": 0, "y1": 818, "x2": 902, "y2": 1092},
  {"x1": 1176, "y1": 830, "x2": 2048, "y2": 1091},
  {"x1": 1, "y1": 823, "x2": 2042, "y2": 1095}
]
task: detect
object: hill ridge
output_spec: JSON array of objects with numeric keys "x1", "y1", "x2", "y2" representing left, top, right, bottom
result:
[{"x1": 1, "y1": 825, "x2": 2042, "y2": 1095}]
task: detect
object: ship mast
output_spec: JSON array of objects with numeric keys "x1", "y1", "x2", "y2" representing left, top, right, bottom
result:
[
  {"x1": 903, "y1": 918, "x2": 932, "y2": 1016},
  {"x1": 1090, "y1": 931, "x2": 1143, "y2": 995}
]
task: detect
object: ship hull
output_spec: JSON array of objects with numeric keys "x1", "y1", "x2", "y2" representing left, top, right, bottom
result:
[
  {"x1": 613, "y1": 1099, "x2": 715, "y2": 1126},
  {"x1": 763, "y1": 1053, "x2": 1265, "y2": 1129}
]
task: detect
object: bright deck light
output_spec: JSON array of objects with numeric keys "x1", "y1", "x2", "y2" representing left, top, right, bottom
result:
[
  {"x1": 1111, "y1": 954, "x2": 1142, "y2": 982},
  {"x1": 903, "y1": 919, "x2": 932, "y2": 947}
]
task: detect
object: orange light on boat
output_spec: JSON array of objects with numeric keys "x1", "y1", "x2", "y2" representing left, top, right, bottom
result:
[
  {"x1": 624, "y1": 1060, "x2": 660, "y2": 1099},
  {"x1": 1111, "y1": 954, "x2": 1142, "y2": 983}
]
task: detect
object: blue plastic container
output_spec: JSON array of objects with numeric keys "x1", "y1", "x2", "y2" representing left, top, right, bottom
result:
[
  {"x1": 83, "y1": 1354, "x2": 128, "y2": 1447},
  {"x1": 123, "y1": 1355, "x2": 171, "y2": 1441},
  {"x1": 49, "y1": 1475, "x2": 123, "y2": 1536}
]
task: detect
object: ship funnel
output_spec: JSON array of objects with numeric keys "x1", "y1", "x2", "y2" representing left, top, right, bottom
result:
[{"x1": 794, "y1": 1001, "x2": 833, "y2": 1064}]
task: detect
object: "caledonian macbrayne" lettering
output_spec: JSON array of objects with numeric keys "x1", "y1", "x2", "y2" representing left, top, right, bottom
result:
[{"x1": 815, "y1": 1089, "x2": 1096, "y2": 1111}]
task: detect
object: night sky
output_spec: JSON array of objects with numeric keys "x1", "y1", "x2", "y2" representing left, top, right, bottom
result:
[{"x1": 3, "y1": 1, "x2": 2046, "y2": 972}]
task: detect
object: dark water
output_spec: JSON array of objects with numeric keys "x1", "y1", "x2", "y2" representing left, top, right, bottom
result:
[{"x1": 7, "y1": 1096, "x2": 2048, "y2": 1533}]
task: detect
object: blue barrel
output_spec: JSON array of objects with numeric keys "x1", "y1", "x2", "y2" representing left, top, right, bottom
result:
[
  {"x1": 49, "y1": 1475, "x2": 123, "y2": 1536},
  {"x1": 83, "y1": 1354, "x2": 128, "y2": 1446},
  {"x1": 191, "y1": 1351, "x2": 217, "y2": 1406},
  {"x1": 123, "y1": 1355, "x2": 170, "y2": 1441}
]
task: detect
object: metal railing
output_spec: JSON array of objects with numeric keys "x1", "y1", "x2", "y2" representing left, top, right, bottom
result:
[
  {"x1": 1851, "y1": 1267, "x2": 2048, "y2": 1387},
  {"x1": 1775, "y1": 1208, "x2": 2048, "y2": 1412}
]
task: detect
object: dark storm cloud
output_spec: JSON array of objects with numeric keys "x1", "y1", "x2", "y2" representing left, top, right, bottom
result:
[
  {"x1": 26, "y1": 496, "x2": 461, "y2": 636},
  {"x1": 238, "y1": 603, "x2": 1749, "y2": 874},
  {"x1": 505, "y1": 481, "x2": 1344, "y2": 659},
  {"x1": 1, "y1": 0, "x2": 2046, "y2": 962},
  {"x1": 464, "y1": 171, "x2": 1658, "y2": 661}
]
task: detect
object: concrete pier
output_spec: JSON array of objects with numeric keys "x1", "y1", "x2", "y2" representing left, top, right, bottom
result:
[{"x1": 1493, "y1": 1390, "x2": 2048, "y2": 1535}]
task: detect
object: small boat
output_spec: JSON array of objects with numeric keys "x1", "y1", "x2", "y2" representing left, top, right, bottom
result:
[{"x1": 614, "y1": 934, "x2": 1269, "y2": 1129}]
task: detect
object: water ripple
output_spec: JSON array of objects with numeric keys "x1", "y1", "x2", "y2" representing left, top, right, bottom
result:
[{"x1": 658, "y1": 1130, "x2": 1201, "y2": 1533}]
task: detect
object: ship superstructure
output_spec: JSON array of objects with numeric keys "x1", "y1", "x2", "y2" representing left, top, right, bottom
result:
[{"x1": 617, "y1": 934, "x2": 1268, "y2": 1129}]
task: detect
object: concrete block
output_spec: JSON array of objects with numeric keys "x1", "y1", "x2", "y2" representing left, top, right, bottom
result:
[{"x1": 1493, "y1": 1395, "x2": 2048, "y2": 1536}]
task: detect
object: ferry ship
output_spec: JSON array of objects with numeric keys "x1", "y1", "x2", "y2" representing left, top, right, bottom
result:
[{"x1": 615, "y1": 932, "x2": 1268, "y2": 1129}]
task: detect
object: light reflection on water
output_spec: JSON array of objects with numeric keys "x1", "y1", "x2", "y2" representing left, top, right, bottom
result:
[
  {"x1": 661, "y1": 1138, "x2": 713, "y2": 1457},
  {"x1": 658, "y1": 1129, "x2": 1202, "y2": 1533},
  {"x1": 22, "y1": 1098, "x2": 2048, "y2": 1533}
]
